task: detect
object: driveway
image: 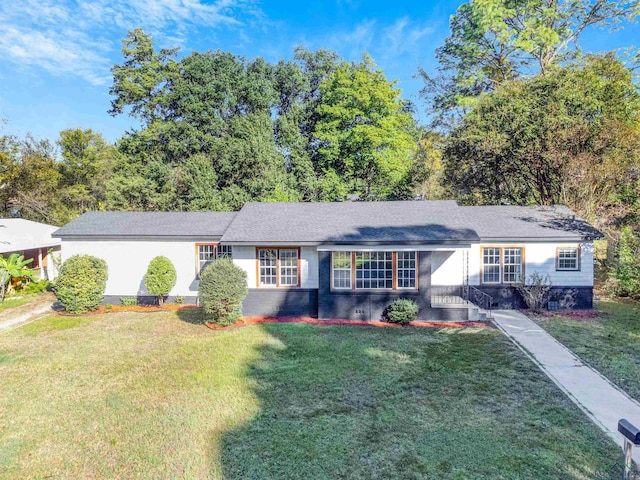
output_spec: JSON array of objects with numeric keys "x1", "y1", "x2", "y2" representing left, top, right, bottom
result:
[
  {"x1": 493, "y1": 309, "x2": 640, "y2": 464},
  {"x1": 0, "y1": 293, "x2": 55, "y2": 332}
]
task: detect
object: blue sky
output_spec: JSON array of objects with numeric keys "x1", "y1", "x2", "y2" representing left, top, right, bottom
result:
[{"x1": 0, "y1": 0, "x2": 638, "y2": 144}]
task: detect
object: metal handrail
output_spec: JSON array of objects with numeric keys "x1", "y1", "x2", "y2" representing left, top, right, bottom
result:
[
  {"x1": 431, "y1": 285, "x2": 494, "y2": 313},
  {"x1": 463, "y1": 285, "x2": 493, "y2": 313}
]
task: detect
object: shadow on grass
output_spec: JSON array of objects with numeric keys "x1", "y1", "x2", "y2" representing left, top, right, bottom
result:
[
  {"x1": 175, "y1": 307, "x2": 207, "y2": 325},
  {"x1": 216, "y1": 323, "x2": 621, "y2": 480}
]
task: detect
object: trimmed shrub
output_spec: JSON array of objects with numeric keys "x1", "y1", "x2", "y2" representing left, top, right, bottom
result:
[
  {"x1": 383, "y1": 298, "x2": 418, "y2": 325},
  {"x1": 54, "y1": 255, "x2": 108, "y2": 313},
  {"x1": 144, "y1": 256, "x2": 177, "y2": 306},
  {"x1": 121, "y1": 297, "x2": 137, "y2": 306},
  {"x1": 199, "y1": 258, "x2": 247, "y2": 325}
]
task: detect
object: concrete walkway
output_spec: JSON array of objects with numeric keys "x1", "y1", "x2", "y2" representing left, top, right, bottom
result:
[
  {"x1": 0, "y1": 294, "x2": 55, "y2": 332},
  {"x1": 493, "y1": 309, "x2": 640, "y2": 463}
]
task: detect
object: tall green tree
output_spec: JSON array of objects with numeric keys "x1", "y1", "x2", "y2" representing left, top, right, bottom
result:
[
  {"x1": 313, "y1": 54, "x2": 418, "y2": 199},
  {"x1": 421, "y1": 0, "x2": 640, "y2": 117},
  {"x1": 58, "y1": 128, "x2": 116, "y2": 218},
  {"x1": 443, "y1": 55, "x2": 640, "y2": 230}
]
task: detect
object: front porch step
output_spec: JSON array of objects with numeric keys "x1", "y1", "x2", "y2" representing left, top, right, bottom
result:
[{"x1": 431, "y1": 296, "x2": 493, "y2": 322}]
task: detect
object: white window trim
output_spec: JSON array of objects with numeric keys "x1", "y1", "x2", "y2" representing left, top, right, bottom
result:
[
  {"x1": 557, "y1": 247, "x2": 580, "y2": 271},
  {"x1": 332, "y1": 251, "x2": 352, "y2": 290}
]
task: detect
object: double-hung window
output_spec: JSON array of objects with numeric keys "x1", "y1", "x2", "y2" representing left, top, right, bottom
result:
[
  {"x1": 332, "y1": 252, "x2": 352, "y2": 289},
  {"x1": 503, "y1": 248, "x2": 523, "y2": 283},
  {"x1": 331, "y1": 251, "x2": 418, "y2": 290},
  {"x1": 482, "y1": 247, "x2": 523, "y2": 284},
  {"x1": 257, "y1": 248, "x2": 299, "y2": 287},
  {"x1": 356, "y1": 251, "x2": 393, "y2": 289},
  {"x1": 196, "y1": 243, "x2": 233, "y2": 276},
  {"x1": 557, "y1": 247, "x2": 579, "y2": 271},
  {"x1": 396, "y1": 251, "x2": 417, "y2": 289}
]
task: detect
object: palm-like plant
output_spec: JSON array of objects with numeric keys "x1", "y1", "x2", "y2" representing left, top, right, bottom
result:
[{"x1": 0, "y1": 253, "x2": 38, "y2": 301}]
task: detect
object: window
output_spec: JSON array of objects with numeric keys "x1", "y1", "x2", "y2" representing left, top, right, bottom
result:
[
  {"x1": 217, "y1": 244, "x2": 233, "y2": 259},
  {"x1": 332, "y1": 252, "x2": 352, "y2": 289},
  {"x1": 503, "y1": 248, "x2": 523, "y2": 283},
  {"x1": 257, "y1": 248, "x2": 300, "y2": 287},
  {"x1": 331, "y1": 251, "x2": 418, "y2": 290},
  {"x1": 557, "y1": 247, "x2": 579, "y2": 271},
  {"x1": 482, "y1": 248, "x2": 501, "y2": 284},
  {"x1": 196, "y1": 243, "x2": 233, "y2": 275},
  {"x1": 258, "y1": 249, "x2": 278, "y2": 286},
  {"x1": 279, "y1": 249, "x2": 299, "y2": 286},
  {"x1": 397, "y1": 251, "x2": 417, "y2": 289},
  {"x1": 197, "y1": 244, "x2": 216, "y2": 275}
]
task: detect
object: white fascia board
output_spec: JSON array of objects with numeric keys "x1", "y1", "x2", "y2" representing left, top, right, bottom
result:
[{"x1": 317, "y1": 244, "x2": 472, "y2": 252}]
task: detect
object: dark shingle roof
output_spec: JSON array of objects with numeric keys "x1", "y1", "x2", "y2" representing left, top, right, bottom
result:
[
  {"x1": 53, "y1": 211, "x2": 237, "y2": 238},
  {"x1": 460, "y1": 205, "x2": 603, "y2": 240},
  {"x1": 53, "y1": 203, "x2": 603, "y2": 243},
  {"x1": 220, "y1": 201, "x2": 480, "y2": 244}
]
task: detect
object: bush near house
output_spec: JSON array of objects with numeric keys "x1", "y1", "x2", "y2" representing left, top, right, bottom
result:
[
  {"x1": 516, "y1": 272, "x2": 552, "y2": 312},
  {"x1": 54, "y1": 255, "x2": 108, "y2": 314},
  {"x1": 144, "y1": 256, "x2": 177, "y2": 306},
  {"x1": 383, "y1": 298, "x2": 419, "y2": 325},
  {"x1": 199, "y1": 258, "x2": 247, "y2": 325}
]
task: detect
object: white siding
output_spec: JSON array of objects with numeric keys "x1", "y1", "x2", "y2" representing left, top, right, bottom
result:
[
  {"x1": 431, "y1": 250, "x2": 465, "y2": 286},
  {"x1": 61, "y1": 239, "x2": 207, "y2": 296},
  {"x1": 231, "y1": 245, "x2": 319, "y2": 289},
  {"x1": 467, "y1": 242, "x2": 593, "y2": 286}
]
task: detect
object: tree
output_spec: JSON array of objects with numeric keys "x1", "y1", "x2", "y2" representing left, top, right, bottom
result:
[
  {"x1": 313, "y1": 54, "x2": 418, "y2": 199},
  {"x1": 442, "y1": 56, "x2": 640, "y2": 230},
  {"x1": 57, "y1": 128, "x2": 117, "y2": 220},
  {"x1": 198, "y1": 258, "x2": 248, "y2": 325},
  {"x1": 0, "y1": 253, "x2": 37, "y2": 301},
  {"x1": 421, "y1": 0, "x2": 640, "y2": 117},
  {"x1": 53, "y1": 255, "x2": 108, "y2": 313},
  {"x1": 606, "y1": 226, "x2": 640, "y2": 297},
  {"x1": 144, "y1": 256, "x2": 177, "y2": 306}
]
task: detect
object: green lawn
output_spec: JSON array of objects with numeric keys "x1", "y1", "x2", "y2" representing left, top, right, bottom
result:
[
  {"x1": 0, "y1": 311, "x2": 621, "y2": 479},
  {"x1": 537, "y1": 300, "x2": 640, "y2": 402},
  {"x1": 0, "y1": 295, "x2": 38, "y2": 312}
]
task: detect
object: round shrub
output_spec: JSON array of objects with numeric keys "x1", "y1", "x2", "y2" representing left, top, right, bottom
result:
[
  {"x1": 383, "y1": 298, "x2": 418, "y2": 325},
  {"x1": 54, "y1": 255, "x2": 108, "y2": 314},
  {"x1": 144, "y1": 256, "x2": 177, "y2": 306},
  {"x1": 199, "y1": 258, "x2": 247, "y2": 325}
]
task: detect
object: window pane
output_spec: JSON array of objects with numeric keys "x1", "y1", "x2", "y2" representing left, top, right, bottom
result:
[
  {"x1": 198, "y1": 244, "x2": 216, "y2": 274},
  {"x1": 217, "y1": 244, "x2": 232, "y2": 259},
  {"x1": 558, "y1": 248, "x2": 579, "y2": 270},
  {"x1": 503, "y1": 248, "x2": 523, "y2": 283},
  {"x1": 259, "y1": 249, "x2": 277, "y2": 285},
  {"x1": 397, "y1": 251, "x2": 417, "y2": 289},
  {"x1": 280, "y1": 249, "x2": 298, "y2": 286},
  {"x1": 332, "y1": 252, "x2": 352, "y2": 289},
  {"x1": 355, "y1": 251, "x2": 392, "y2": 289},
  {"x1": 482, "y1": 248, "x2": 501, "y2": 283}
]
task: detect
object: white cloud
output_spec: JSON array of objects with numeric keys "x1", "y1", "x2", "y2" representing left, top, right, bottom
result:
[
  {"x1": 324, "y1": 17, "x2": 435, "y2": 64},
  {"x1": 0, "y1": 0, "x2": 260, "y2": 85}
]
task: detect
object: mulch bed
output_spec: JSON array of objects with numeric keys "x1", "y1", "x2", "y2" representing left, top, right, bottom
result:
[
  {"x1": 206, "y1": 316, "x2": 488, "y2": 330},
  {"x1": 59, "y1": 304, "x2": 200, "y2": 316},
  {"x1": 527, "y1": 309, "x2": 604, "y2": 321}
]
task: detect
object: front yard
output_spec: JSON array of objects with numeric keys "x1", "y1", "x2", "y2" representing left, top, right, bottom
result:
[
  {"x1": 0, "y1": 311, "x2": 621, "y2": 479},
  {"x1": 537, "y1": 300, "x2": 640, "y2": 402}
]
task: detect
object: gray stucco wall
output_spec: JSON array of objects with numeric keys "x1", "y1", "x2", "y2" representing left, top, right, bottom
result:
[{"x1": 317, "y1": 251, "x2": 469, "y2": 321}]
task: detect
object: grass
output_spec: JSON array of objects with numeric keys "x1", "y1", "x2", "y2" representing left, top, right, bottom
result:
[
  {"x1": 537, "y1": 300, "x2": 640, "y2": 402},
  {"x1": 0, "y1": 295, "x2": 37, "y2": 312},
  {"x1": 0, "y1": 311, "x2": 621, "y2": 479}
]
